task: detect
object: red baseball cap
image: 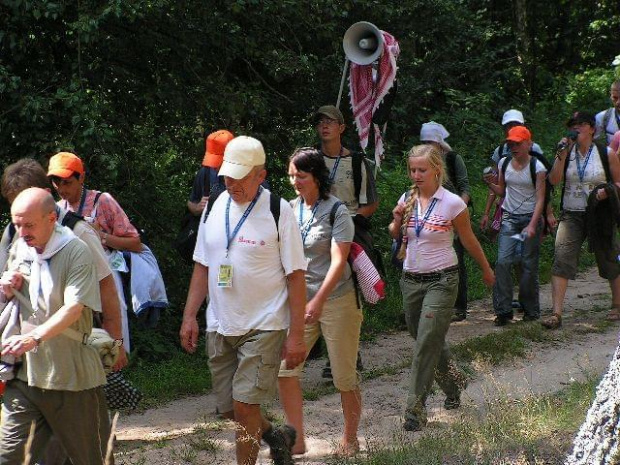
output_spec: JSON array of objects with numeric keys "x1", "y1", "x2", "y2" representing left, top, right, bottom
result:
[
  {"x1": 506, "y1": 126, "x2": 532, "y2": 143},
  {"x1": 202, "y1": 130, "x2": 234, "y2": 169},
  {"x1": 47, "y1": 152, "x2": 85, "y2": 178}
]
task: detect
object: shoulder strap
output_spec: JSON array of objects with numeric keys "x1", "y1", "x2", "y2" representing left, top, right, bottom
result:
[
  {"x1": 8, "y1": 223, "x2": 15, "y2": 243},
  {"x1": 352, "y1": 152, "x2": 363, "y2": 201},
  {"x1": 203, "y1": 168, "x2": 211, "y2": 197},
  {"x1": 596, "y1": 142, "x2": 612, "y2": 182},
  {"x1": 445, "y1": 151, "x2": 457, "y2": 186},
  {"x1": 61, "y1": 211, "x2": 84, "y2": 230},
  {"x1": 500, "y1": 156, "x2": 512, "y2": 177},
  {"x1": 529, "y1": 156, "x2": 537, "y2": 186},
  {"x1": 204, "y1": 188, "x2": 222, "y2": 222},
  {"x1": 329, "y1": 200, "x2": 344, "y2": 226},
  {"x1": 269, "y1": 193, "x2": 281, "y2": 241}
]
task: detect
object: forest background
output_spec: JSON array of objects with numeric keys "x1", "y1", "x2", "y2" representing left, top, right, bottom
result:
[{"x1": 1, "y1": 0, "x2": 619, "y2": 400}]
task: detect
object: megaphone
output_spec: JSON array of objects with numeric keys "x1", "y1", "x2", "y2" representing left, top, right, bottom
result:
[{"x1": 343, "y1": 21, "x2": 384, "y2": 65}]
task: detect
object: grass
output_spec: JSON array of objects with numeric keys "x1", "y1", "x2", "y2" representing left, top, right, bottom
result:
[{"x1": 348, "y1": 376, "x2": 599, "y2": 465}]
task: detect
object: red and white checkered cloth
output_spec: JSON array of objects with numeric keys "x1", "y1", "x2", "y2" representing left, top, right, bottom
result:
[
  {"x1": 349, "y1": 31, "x2": 400, "y2": 166},
  {"x1": 349, "y1": 242, "x2": 385, "y2": 305}
]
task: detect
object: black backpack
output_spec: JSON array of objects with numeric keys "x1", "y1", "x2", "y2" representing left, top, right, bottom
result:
[{"x1": 500, "y1": 150, "x2": 554, "y2": 234}]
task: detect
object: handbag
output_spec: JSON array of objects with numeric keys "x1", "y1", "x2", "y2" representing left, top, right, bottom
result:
[
  {"x1": 174, "y1": 168, "x2": 211, "y2": 263},
  {"x1": 174, "y1": 213, "x2": 201, "y2": 263},
  {"x1": 349, "y1": 242, "x2": 386, "y2": 305},
  {"x1": 104, "y1": 371, "x2": 143, "y2": 410}
]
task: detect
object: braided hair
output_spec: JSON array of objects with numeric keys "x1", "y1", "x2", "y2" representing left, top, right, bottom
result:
[{"x1": 397, "y1": 144, "x2": 446, "y2": 260}]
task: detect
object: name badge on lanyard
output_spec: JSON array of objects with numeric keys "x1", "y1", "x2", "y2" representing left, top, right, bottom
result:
[{"x1": 219, "y1": 188, "x2": 263, "y2": 288}]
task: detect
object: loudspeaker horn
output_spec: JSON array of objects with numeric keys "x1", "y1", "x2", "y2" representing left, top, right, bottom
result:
[{"x1": 343, "y1": 21, "x2": 384, "y2": 65}]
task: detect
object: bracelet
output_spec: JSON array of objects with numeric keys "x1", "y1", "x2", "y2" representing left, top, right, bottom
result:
[{"x1": 113, "y1": 338, "x2": 124, "y2": 348}]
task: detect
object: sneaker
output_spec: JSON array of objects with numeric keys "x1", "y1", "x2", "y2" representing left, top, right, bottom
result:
[
  {"x1": 494, "y1": 313, "x2": 513, "y2": 326},
  {"x1": 522, "y1": 314, "x2": 539, "y2": 322},
  {"x1": 451, "y1": 312, "x2": 467, "y2": 322},
  {"x1": 262, "y1": 424, "x2": 296, "y2": 465},
  {"x1": 322, "y1": 365, "x2": 333, "y2": 380},
  {"x1": 541, "y1": 314, "x2": 562, "y2": 330},
  {"x1": 403, "y1": 416, "x2": 424, "y2": 432},
  {"x1": 512, "y1": 300, "x2": 524, "y2": 312},
  {"x1": 444, "y1": 396, "x2": 461, "y2": 410}
]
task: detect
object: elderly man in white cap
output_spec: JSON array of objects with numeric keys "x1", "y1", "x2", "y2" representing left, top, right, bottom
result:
[
  {"x1": 179, "y1": 136, "x2": 307, "y2": 465},
  {"x1": 420, "y1": 122, "x2": 471, "y2": 321}
]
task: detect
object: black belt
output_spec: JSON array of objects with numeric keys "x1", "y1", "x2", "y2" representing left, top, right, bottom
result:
[{"x1": 403, "y1": 265, "x2": 459, "y2": 283}]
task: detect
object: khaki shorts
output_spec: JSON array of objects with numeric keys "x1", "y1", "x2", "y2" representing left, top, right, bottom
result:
[
  {"x1": 552, "y1": 210, "x2": 620, "y2": 280},
  {"x1": 207, "y1": 329, "x2": 286, "y2": 414},
  {"x1": 278, "y1": 290, "x2": 362, "y2": 392}
]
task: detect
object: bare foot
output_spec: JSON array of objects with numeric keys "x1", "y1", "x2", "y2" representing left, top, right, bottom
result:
[{"x1": 334, "y1": 438, "x2": 359, "y2": 457}]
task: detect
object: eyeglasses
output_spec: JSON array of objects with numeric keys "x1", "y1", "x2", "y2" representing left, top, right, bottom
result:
[{"x1": 316, "y1": 118, "x2": 338, "y2": 126}]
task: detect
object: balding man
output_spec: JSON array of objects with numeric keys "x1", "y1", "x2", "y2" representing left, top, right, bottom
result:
[{"x1": 0, "y1": 188, "x2": 110, "y2": 464}]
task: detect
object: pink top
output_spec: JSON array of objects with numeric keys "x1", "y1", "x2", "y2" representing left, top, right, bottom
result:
[
  {"x1": 61, "y1": 189, "x2": 139, "y2": 238},
  {"x1": 398, "y1": 186, "x2": 466, "y2": 273},
  {"x1": 611, "y1": 131, "x2": 620, "y2": 153}
]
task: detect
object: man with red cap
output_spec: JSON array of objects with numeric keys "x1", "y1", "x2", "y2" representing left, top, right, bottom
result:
[
  {"x1": 187, "y1": 129, "x2": 234, "y2": 217},
  {"x1": 484, "y1": 126, "x2": 547, "y2": 326}
]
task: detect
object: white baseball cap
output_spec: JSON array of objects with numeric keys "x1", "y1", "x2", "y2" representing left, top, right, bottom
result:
[
  {"x1": 501, "y1": 109, "x2": 525, "y2": 126},
  {"x1": 218, "y1": 136, "x2": 266, "y2": 179},
  {"x1": 420, "y1": 121, "x2": 452, "y2": 152}
]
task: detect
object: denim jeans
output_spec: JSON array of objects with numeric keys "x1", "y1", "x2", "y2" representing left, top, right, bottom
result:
[{"x1": 493, "y1": 212, "x2": 542, "y2": 318}]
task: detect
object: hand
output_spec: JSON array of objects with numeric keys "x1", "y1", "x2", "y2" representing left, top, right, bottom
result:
[
  {"x1": 282, "y1": 333, "x2": 306, "y2": 370},
  {"x1": 198, "y1": 196, "x2": 209, "y2": 210},
  {"x1": 483, "y1": 172, "x2": 498, "y2": 185},
  {"x1": 304, "y1": 298, "x2": 323, "y2": 324},
  {"x1": 596, "y1": 188, "x2": 608, "y2": 201},
  {"x1": 0, "y1": 271, "x2": 24, "y2": 298},
  {"x1": 523, "y1": 224, "x2": 536, "y2": 239},
  {"x1": 179, "y1": 318, "x2": 199, "y2": 354},
  {"x1": 546, "y1": 212, "x2": 558, "y2": 231},
  {"x1": 112, "y1": 347, "x2": 129, "y2": 371},
  {"x1": 479, "y1": 214, "x2": 489, "y2": 231},
  {"x1": 2, "y1": 335, "x2": 37, "y2": 357},
  {"x1": 482, "y1": 268, "x2": 495, "y2": 287},
  {"x1": 392, "y1": 203, "x2": 405, "y2": 223}
]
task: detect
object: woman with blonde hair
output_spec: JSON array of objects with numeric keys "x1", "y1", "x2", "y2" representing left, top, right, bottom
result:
[{"x1": 389, "y1": 144, "x2": 494, "y2": 431}]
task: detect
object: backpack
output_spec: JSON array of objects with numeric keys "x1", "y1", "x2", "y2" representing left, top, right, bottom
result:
[
  {"x1": 559, "y1": 142, "x2": 611, "y2": 211},
  {"x1": 595, "y1": 108, "x2": 614, "y2": 144},
  {"x1": 500, "y1": 151, "x2": 554, "y2": 235},
  {"x1": 328, "y1": 200, "x2": 386, "y2": 305},
  {"x1": 390, "y1": 190, "x2": 411, "y2": 269},
  {"x1": 175, "y1": 169, "x2": 211, "y2": 263},
  {"x1": 444, "y1": 151, "x2": 473, "y2": 209}
]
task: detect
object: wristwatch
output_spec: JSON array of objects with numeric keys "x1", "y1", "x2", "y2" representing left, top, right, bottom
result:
[
  {"x1": 32, "y1": 333, "x2": 43, "y2": 347},
  {"x1": 113, "y1": 338, "x2": 124, "y2": 348}
]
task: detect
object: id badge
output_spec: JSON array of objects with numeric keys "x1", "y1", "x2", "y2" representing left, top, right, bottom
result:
[{"x1": 217, "y1": 264, "x2": 233, "y2": 288}]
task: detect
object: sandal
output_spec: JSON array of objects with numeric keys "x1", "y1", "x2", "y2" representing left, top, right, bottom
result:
[
  {"x1": 541, "y1": 314, "x2": 562, "y2": 329},
  {"x1": 607, "y1": 306, "x2": 620, "y2": 321}
]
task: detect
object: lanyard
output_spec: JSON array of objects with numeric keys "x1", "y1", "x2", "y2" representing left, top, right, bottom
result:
[
  {"x1": 575, "y1": 144, "x2": 594, "y2": 183},
  {"x1": 225, "y1": 187, "x2": 262, "y2": 255},
  {"x1": 65, "y1": 187, "x2": 87, "y2": 215},
  {"x1": 326, "y1": 146, "x2": 344, "y2": 182},
  {"x1": 298, "y1": 199, "x2": 321, "y2": 245},
  {"x1": 413, "y1": 198, "x2": 438, "y2": 238}
]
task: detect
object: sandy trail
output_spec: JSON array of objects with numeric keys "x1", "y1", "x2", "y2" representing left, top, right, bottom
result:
[{"x1": 114, "y1": 267, "x2": 617, "y2": 464}]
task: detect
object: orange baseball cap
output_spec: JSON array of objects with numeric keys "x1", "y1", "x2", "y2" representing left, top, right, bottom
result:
[
  {"x1": 506, "y1": 126, "x2": 532, "y2": 143},
  {"x1": 47, "y1": 152, "x2": 85, "y2": 178},
  {"x1": 202, "y1": 130, "x2": 234, "y2": 169}
]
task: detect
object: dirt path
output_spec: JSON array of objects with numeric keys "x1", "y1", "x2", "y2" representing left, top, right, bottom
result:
[{"x1": 114, "y1": 268, "x2": 618, "y2": 464}]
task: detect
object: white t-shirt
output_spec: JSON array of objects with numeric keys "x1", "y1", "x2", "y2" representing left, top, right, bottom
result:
[
  {"x1": 193, "y1": 189, "x2": 307, "y2": 336},
  {"x1": 595, "y1": 108, "x2": 620, "y2": 145},
  {"x1": 399, "y1": 186, "x2": 466, "y2": 274},
  {"x1": 500, "y1": 157, "x2": 546, "y2": 215},
  {"x1": 562, "y1": 144, "x2": 608, "y2": 212}
]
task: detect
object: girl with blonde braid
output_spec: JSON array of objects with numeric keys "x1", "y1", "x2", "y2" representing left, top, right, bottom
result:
[{"x1": 389, "y1": 144, "x2": 495, "y2": 431}]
